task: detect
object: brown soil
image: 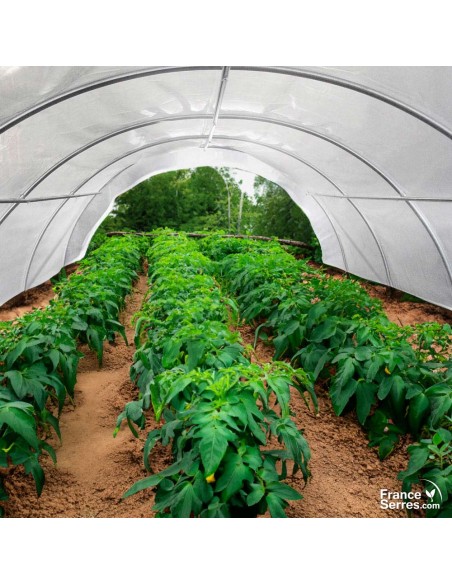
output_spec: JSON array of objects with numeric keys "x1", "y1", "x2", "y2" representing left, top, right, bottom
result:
[
  {"x1": 0, "y1": 264, "x2": 79, "y2": 322},
  {"x1": 239, "y1": 326, "x2": 409, "y2": 518},
  {"x1": 364, "y1": 284, "x2": 452, "y2": 327},
  {"x1": 1, "y1": 273, "x2": 168, "y2": 518},
  {"x1": 316, "y1": 263, "x2": 452, "y2": 327},
  {"x1": 2, "y1": 263, "x2": 447, "y2": 518},
  {"x1": 0, "y1": 281, "x2": 56, "y2": 321}
]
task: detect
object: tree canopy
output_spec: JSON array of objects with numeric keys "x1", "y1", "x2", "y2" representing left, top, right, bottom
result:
[{"x1": 96, "y1": 166, "x2": 314, "y2": 243}]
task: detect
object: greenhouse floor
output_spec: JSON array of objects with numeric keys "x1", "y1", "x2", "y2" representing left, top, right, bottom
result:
[{"x1": 0, "y1": 273, "x2": 450, "y2": 518}]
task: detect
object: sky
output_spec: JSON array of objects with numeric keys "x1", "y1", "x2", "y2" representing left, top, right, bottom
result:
[{"x1": 224, "y1": 168, "x2": 258, "y2": 199}]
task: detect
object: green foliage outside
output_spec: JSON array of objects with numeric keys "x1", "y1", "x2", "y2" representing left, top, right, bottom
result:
[
  {"x1": 252, "y1": 175, "x2": 314, "y2": 243},
  {"x1": 92, "y1": 167, "x2": 315, "y2": 245}
]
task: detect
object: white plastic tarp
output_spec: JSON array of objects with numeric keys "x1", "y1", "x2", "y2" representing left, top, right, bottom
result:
[{"x1": 0, "y1": 66, "x2": 451, "y2": 308}]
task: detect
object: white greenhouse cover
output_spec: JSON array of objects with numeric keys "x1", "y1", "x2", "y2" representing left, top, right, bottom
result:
[{"x1": 1, "y1": 66, "x2": 452, "y2": 309}]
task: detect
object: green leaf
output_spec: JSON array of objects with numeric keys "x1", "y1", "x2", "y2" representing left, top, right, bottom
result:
[
  {"x1": 407, "y1": 393, "x2": 430, "y2": 435},
  {"x1": 164, "y1": 376, "x2": 192, "y2": 407},
  {"x1": 355, "y1": 346, "x2": 372, "y2": 361},
  {"x1": 398, "y1": 446, "x2": 430, "y2": 481},
  {"x1": 123, "y1": 457, "x2": 187, "y2": 498},
  {"x1": 216, "y1": 453, "x2": 253, "y2": 501},
  {"x1": 306, "y1": 302, "x2": 327, "y2": 329},
  {"x1": 378, "y1": 376, "x2": 393, "y2": 400},
  {"x1": 0, "y1": 403, "x2": 39, "y2": 450},
  {"x1": 162, "y1": 340, "x2": 182, "y2": 368},
  {"x1": 310, "y1": 319, "x2": 337, "y2": 342},
  {"x1": 23, "y1": 455, "x2": 45, "y2": 496},
  {"x1": 86, "y1": 327, "x2": 104, "y2": 365},
  {"x1": 173, "y1": 483, "x2": 199, "y2": 518},
  {"x1": 5, "y1": 339, "x2": 27, "y2": 369},
  {"x1": 47, "y1": 349, "x2": 60, "y2": 371},
  {"x1": 4, "y1": 370, "x2": 25, "y2": 398},
  {"x1": 273, "y1": 335, "x2": 289, "y2": 360},
  {"x1": 313, "y1": 349, "x2": 331, "y2": 379},
  {"x1": 335, "y1": 357, "x2": 355, "y2": 390},
  {"x1": 143, "y1": 429, "x2": 161, "y2": 472},
  {"x1": 247, "y1": 483, "x2": 266, "y2": 506},
  {"x1": 186, "y1": 340, "x2": 206, "y2": 371},
  {"x1": 266, "y1": 493, "x2": 287, "y2": 517},
  {"x1": 267, "y1": 482, "x2": 302, "y2": 501},
  {"x1": 267, "y1": 376, "x2": 291, "y2": 417},
  {"x1": 199, "y1": 428, "x2": 229, "y2": 476},
  {"x1": 355, "y1": 382, "x2": 377, "y2": 425},
  {"x1": 366, "y1": 356, "x2": 382, "y2": 382},
  {"x1": 331, "y1": 378, "x2": 357, "y2": 416},
  {"x1": 379, "y1": 434, "x2": 400, "y2": 460}
]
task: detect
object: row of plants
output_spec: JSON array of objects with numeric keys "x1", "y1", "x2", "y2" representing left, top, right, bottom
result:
[
  {"x1": 0, "y1": 236, "x2": 145, "y2": 516},
  {"x1": 116, "y1": 231, "x2": 316, "y2": 517},
  {"x1": 198, "y1": 234, "x2": 452, "y2": 517}
]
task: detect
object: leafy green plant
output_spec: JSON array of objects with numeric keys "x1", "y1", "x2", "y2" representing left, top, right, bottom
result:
[
  {"x1": 124, "y1": 365, "x2": 311, "y2": 517},
  {"x1": 117, "y1": 232, "x2": 315, "y2": 517},
  {"x1": 398, "y1": 427, "x2": 452, "y2": 517},
  {"x1": 0, "y1": 235, "x2": 146, "y2": 516},
  {"x1": 202, "y1": 232, "x2": 452, "y2": 516}
]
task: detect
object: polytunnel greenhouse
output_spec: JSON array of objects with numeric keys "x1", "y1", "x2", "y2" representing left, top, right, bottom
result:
[
  {"x1": 1, "y1": 66, "x2": 452, "y2": 308},
  {"x1": 0, "y1": 66, "x2": 451, "y2": 520}
]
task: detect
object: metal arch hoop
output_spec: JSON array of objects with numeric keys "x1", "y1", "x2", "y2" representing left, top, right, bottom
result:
[
  {"x1": 0, "y1": 67, "x2": 221, "y2": 134},
  {"x1": 208, "y1": 143, "x2": 350, "y2": 273},
  {"x1": 56, "y1": 133, "x2": 355, "y2": 271},
  {"x1": 231, "y1": 67, "x2": 452, "y2": 140},
  {"x1": 2, "y1": 66, "x2": 451, "y2": 140},
  {"x1": 62, "y1": 164, "x2": 136, "y2": 267},
  {"x1": 6, "y1": 110, "x2": 407, "y2": 284},
  {"x1": 23, "y1": 164, "x2": 134, "y2": 289},
  {"x1": 1, "y1": 66, "x2": 450, "y2": 292},
  {"x1": 5, "y1": 112, "x2": 449, "y2": 288},
  {"x1": 15, "y1": 114, "x2": 452, "y2": 287},
  {"x1": 7, "y1": 111, "x2": 405, "y2": 206}
]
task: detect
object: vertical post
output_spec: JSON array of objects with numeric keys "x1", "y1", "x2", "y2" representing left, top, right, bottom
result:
[
  {"x1": 226, "y1": 180, "x2": 231, "y2": 234},
  {"x1": 237, "y1": 189, "x2": 244, "y2": 234}
]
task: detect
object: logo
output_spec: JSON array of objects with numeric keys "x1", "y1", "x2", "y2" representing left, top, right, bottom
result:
[
  {"x1": 423, "y1": 479, "x2": 443, "y2": 503},
  {"x1": 380, "y1": 480, "x2": 441, "y2": 511}
]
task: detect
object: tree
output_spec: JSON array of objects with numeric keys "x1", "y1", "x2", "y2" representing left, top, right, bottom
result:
[
  {"x1": 92, "y1": 167, "x2": 313, "y2": 245},
  {"x1": 252, "y1": 176, "x2": 314, "y2": 242}
]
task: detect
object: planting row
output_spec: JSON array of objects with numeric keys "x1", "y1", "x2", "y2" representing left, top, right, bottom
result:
[
  {"x1": 198, "y1": 234, "x2": 452, "y2": 517},
  {"x1": 0, "y1": 236, "x2": 145, "y2": 516},
  {"x1": 116, "y1": 232, "x2": 315, "y2": 518}
]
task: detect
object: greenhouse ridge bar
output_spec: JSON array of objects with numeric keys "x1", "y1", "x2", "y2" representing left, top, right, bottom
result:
[{"x1": 1, "y1": 66, "x2": 452, "y2": 308}]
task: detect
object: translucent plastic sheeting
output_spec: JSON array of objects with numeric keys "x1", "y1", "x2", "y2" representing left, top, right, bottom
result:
[{"x1": 0, "y1": 66, "x2": 451, "y2": 309}]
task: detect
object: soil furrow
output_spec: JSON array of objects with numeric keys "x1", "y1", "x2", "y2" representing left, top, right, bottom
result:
[{"x1": 2, "y1": 274, "x2": 159, "y2": 518}]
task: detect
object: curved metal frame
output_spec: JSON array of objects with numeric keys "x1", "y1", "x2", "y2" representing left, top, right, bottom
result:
[
  {"x1": 62, "y1": 164, "x2": 136, "y2": 266},
  {"x1": 210, "y1": 139, "x2": 390, "y2": 281},
  {"x1": 9, "y1": 111, "x2": 405, "y2": 204},
  {"x1": 6, "y1": 111, "x2": 450, "y2": 289},
  {"x1": 54, "y1": 133, "x2": 363, "y2": 274},
  {"x1": 0, "y1": 66, "x2": 220, "y2": 134},
  {"x1": 24, "y1": 164, "x2": 134, "y2": 288},
  {"x1": 5, "y1": 110, "x2": 408, "y2": 286},
  {"x1": 2, "y1": 63, "x2": 450, "y2": 294},
  {"x1": 2, "y1": 65, "x2": 450, "y2": 139}
]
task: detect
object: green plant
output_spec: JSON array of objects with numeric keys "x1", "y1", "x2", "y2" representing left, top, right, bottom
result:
[
  {"x1": 398, "y1": 427, "x2": 452, "y2": 517},
  {"x1": 0, "y1": 235, "x2": 146, "y2": 516},
  {"x1": 201, "y1": 232, "x2": 452, "y2": 516},
  {"x1": 117, "y1": 232, "x2": 315, "y2": 517}
]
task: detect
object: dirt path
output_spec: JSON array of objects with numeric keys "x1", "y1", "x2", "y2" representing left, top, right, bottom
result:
[{"x1": 2, "y1": 274, "x2": 164, "y2": 518}]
